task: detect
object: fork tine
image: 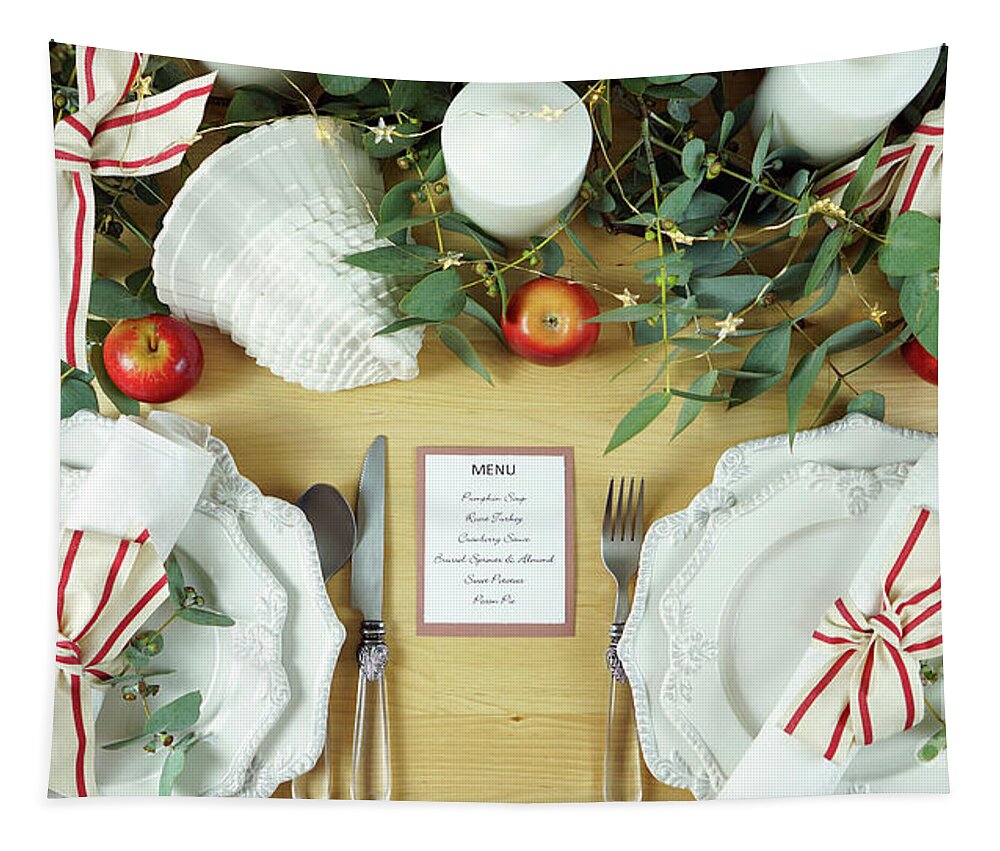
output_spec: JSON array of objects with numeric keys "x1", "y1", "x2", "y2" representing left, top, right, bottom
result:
[
  {"x1": 613, "y1": 476, "x2": 625, "y2": 541},
  {"x1": 603, "y1": 479, "x2": 615, "y2": 539},
  {"x1": 621, "y1": 478, "x2": 635, "y2": 541},
  {"x1": 633, "y1": 478, "x2": 645, "y2": 541}
]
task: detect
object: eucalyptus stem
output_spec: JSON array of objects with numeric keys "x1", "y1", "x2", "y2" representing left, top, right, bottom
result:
[
  {"x1": 924, "y1": 697, "x2": 945, "y2": 727},
  {"x1": 413, "y1": 159, "x2": 445, "y2": 254},
  {"x1": 637, "y1": 99, "x2": 671, "y2": 395}
]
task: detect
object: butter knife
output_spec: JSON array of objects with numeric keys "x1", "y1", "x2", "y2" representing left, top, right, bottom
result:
[{"x1": 350, "y1": 435, "x2": 391, "y2": 800}]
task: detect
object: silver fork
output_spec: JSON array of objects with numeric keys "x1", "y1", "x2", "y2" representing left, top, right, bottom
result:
[{"x1": 600, "y1": 477, "x2": 644, "y2": 802}]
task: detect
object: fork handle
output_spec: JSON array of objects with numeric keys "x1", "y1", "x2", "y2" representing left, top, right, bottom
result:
[{"x1": 603, "y1": 623, "x2": 642, "y2": 802}]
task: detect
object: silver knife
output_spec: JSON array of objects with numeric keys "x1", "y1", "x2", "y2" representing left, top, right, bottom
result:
[{"x1": 350, "y1": 435, "x2": 391, "y2": 800}]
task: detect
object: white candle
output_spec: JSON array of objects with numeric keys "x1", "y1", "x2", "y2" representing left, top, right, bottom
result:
[
  {"x1": 750, "y1": 48, "x2": 940, "y2": 165},
  {"x1": 441, "y1": 82, "x2": 593, "y2": 243},
  {"x1": 196, "y1": 61, "x2": 316, "y2": 97}
]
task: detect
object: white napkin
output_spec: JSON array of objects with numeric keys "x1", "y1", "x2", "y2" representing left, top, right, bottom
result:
[
  {"x1": 718, "y1": 446, "x2": 939, "y2": 799},
  {"x1": 62, "y1": 413, "x2": 216, "y2": 560}
]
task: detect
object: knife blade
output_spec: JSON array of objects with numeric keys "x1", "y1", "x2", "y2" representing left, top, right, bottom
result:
[{"x1": 352, "y1": 435, "x2": 386, "y2": 620}]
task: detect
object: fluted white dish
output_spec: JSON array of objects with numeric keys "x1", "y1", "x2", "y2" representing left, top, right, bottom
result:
[{"x1": 153, "y1": 116, "x2": 423, "y2": 392}]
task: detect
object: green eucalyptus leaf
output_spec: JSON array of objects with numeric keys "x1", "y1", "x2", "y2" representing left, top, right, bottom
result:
[
  {"x1": 899, "y1": 270, "x2": 939, "y2": 357},
  {"x1": 605, "y1": 393, "x2": 671, "y2": 454},
  {"x1": 390, "y1": 79, "x2": 426, "y2": 113},
  {"x1": 842, "y1": 131, "x2": 886, "y2": 215},
  {"x1": 811, "y1": 379, "x2": 843, "y2": 428},
  {"x1": 163, "y1": 553, "x2": 186, "y2": 610},
  {"x1": 560, "y1": 217, "x2": 599, "y2": 270},
  {"x1": 437, "y1": 323, "x2": 492, "y2": 385},
  {"x1": 681, "y1": 139, "x2": 706, "y2": 180},
  {"x1": 787, "y1": 343, "x2": 829, "y2": 446},
  {"x1": 90, "y1": 345, "x2": 140, "y2": 416},
  {"x1": 917, "y1": 726, "x2": 947, "y2": 763},
  {"x1": 61, "y1": 376, "x2": 98, "y2": 419},
  {"x1": 124, "y1": 645, "x2": 149, "y2": 670},
  {"x1": 378, "y1": 179, "x2": 422, "y2": 244},
  {"x1": 462, "y1": 298, "x2": 506, "y2": 347},
  {"x1": 621, "y1": 78, "x2": 649, "y2": 95},
  {"x1": 751, "y1": 115, "x2": 773, "y2": 181},
  {"x1": 803, "y1": 229, "x2": 846, "y2": 296},
  {"x1": 224, "y1": 89, "x2": 281, "y2": 137},
  {"x1": 178, "y1": 608, "x2": 236, "y2": 627},
  {"x1": 879, "y1": 212, "x2": 940, "y2": 277},
  {"x1": 673, "y1": 371, "x2": 719, "y2": 440},
  {"x1": 374, "y1": 212, "x2": 443, "y2": 240},
  {"x1": 688, "y1": 274, "x2": 770, "y2": 314},
  {"x1": 440, "y1": 212, "x2": 507, "y2": 257},
  {"x1": 729, "y1": 321, "x2": 792, "y2": 407},
  {"x1": 825, "y1": 319, "x2": 884, "y2": 355},
  {"x1": 528, "y1": 237, "x2": 564, "y2": 276},
  {"x1": 399, "y1": 269, "x2": 465, "y2": 321},
  {"x1": 159, "y1": 746, "x2": 186, "y2": 796},
  {"x1": 423, "y1": 149, "x2": 446, "y2": 183},
  {"x1": 318, "y1": 74, "x2": 372, "y2": 96},
  {"x1": 796, "y1": 257, "x2": 842, "y2": 320},
  {"x1": 670, "y1": 387, "x2": 730, "y2": 403},
  {"x1": 90, "y1": 278, "x2": 167, "y2": 319},
  {"x1": 770, "y1": 263, "x2": 813, "y2": 302},
  {"x1": 659, "y1": 178, "x2": 699, "y2": 222},
  {"x1": 373, "y1": 317, "x2": 430, "y2": 336},
  {"x1": 102, "y1": 733, "x2": 148, "y2": 751},
  {"x1": 144, "y1": 691, "x2": 202, "y2": 735},
  {"x1": 343, "y1": 244, "x2": 439, "y2": 275},
  {"x1": 683, "y1": 241, "x2": 743, "y2": 276},
  {"x1": 718, "y1": 110, "x2": 735, "y2": 150},
  {"x1": 585, "y1": 304, "x2": 662, "y2": 324},
  {"x1": 847, "y1": 390, "x2": 886, "y2": 421}
]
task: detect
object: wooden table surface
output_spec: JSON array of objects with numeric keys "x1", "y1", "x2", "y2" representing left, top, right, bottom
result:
[{"x1": 85, "y1": 74, "x2": 938, "y2": 802}]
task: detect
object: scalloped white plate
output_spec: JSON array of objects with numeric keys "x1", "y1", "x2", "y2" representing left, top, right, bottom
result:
[
  {"x1": 618, "y1": 414, "x2": 942, "y2": 798},
  {"x1": 61, "y1": 411, "x2": 347, "y2": 797},
  {"x1": 61, "y1": 467, "x2": 289, "y2": 796}
]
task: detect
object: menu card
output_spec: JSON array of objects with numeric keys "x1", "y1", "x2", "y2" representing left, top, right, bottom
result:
[{"x1": 417, "y1": 447, "x2": 574, "y2": 636}]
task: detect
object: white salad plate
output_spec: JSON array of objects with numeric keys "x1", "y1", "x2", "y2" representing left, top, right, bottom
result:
[
  {"x1": 617, "y1": 413, "x2": 941, "y2": 797},
  {"x1": 61, "y1": 467, "x2": 290, "y2": 796},
  {"x1": 61, "y1": 411, "x2": 347, "y2": 797}
]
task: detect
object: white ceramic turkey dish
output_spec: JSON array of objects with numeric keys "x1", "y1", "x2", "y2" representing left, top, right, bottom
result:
[{"x1": 152, "y1": 115, "x2": 423, "y2": 392}]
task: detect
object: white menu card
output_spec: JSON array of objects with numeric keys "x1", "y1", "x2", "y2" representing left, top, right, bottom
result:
[{"x1": 417, "y1": 447, "x2": 574, "y2": 636}]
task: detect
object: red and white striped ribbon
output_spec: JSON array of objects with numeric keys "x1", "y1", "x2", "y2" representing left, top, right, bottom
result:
[
  {"x1": 50, "y1": 527, "x2": 168, "y2": 797},
  {"x1": 815, "y1": 104, "x2": 944, "y2": 224},
  {"x1": 54, "y1": 46, "x2": 215, "y2": 369},
  {"x1": 782, "y1": 507, "x2": 942, "y2": 764}
]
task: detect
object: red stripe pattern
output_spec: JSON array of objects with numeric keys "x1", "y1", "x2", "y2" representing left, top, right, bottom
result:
[
  {"x1": 782, "y1": 507, "x2": 942, "y2": 763},
  {"x1": 53, "y1": 45, "x2": 216, "y2": 368},
  {"x1": 815, "y1": 104, "x2": 944, "y2": 225},
  {"x1": 51, "y1": 528, "x2": 167, "y2": 797}
]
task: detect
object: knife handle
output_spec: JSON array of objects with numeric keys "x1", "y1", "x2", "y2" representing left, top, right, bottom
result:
[
  {"x1": 350, "y1": 620, "x2": 391, "y2": 801},
  {"x1": 603, "y1": 623, "x2": 642, "y2": 802}
]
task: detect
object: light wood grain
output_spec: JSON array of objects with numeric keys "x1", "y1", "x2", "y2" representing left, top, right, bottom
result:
[{"x1": 85, "y1": 75, "x2": 937, "y2": 802}]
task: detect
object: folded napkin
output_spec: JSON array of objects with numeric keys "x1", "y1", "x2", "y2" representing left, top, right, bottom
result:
[
  {"x1": 62, "y1": 413, "x2": 215, "y2": 559},
  {"x1": 718, "y1": 446, "x2": 940, "y2": 798},
  {"x1": 54, "y1": 413, "x2": 216, "y2": 797}
]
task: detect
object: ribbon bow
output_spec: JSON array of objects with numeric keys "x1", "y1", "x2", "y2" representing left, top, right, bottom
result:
[
  {"x1": 815, "y1": 104, "x2": 944, "y2": 223},
  {"x1": 54, "y1": 46, "x2": 215, "y2": 370},
  {"x1": 51, "y1": 528, "x2": 168, "y2": 797},
  {"x1": 782, "y1": 507, "x2": 942, "y2": 764}
]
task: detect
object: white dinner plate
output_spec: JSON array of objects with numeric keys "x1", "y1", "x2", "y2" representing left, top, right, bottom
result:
[
  {"x1": 61, "y1": 468, "x2": 290, "y2": 796},
  {"x1": 618, "y1": 413, "x2": 941, "y2": 797},
  {"x1": 61, "y1": 411, "x2": 347, "y2": 797}
]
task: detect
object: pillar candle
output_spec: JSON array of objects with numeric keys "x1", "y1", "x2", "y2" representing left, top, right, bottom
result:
[
  {"x1": 750, "y1": 48, "x2": 940, "y2": 165},
  {"x1": 441, "y1": 82, "x2": 593, "y2": 243}
]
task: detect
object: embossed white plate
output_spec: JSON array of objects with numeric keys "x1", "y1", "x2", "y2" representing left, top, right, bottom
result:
[
  {"x1": 618, "y1": 414, "x2": 942, "y2": 797},
  {"x1": 61, "y1": 411, "x2": 347, "y2": 797},
  {"x1": 61, "y1": 467, "x2": 289, "y2": 796}
]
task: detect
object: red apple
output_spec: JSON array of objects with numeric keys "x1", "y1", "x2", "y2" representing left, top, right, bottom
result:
[
  {"x1": 103, "y1": 315, "x2": 204, "y2": 403},
  {"x1": 501, "y1": 277, "x2": 600, "y2": 366},
  {"x1": 900, "y1": 338, "x2": 937, "y2": 386}
]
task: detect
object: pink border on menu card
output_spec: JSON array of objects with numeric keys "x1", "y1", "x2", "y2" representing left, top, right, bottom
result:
[{"x1": 416, "y1": 447, "x2": 575, "y2": 637}]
